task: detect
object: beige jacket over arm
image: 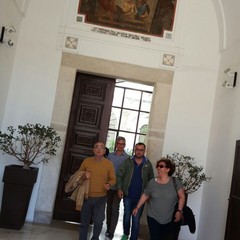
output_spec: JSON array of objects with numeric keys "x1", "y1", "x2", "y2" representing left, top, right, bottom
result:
[{"x1": 65, "y1": 170, "x2": 89, "y2": 211}]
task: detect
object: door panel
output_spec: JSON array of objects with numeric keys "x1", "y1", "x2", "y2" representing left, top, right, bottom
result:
[
  {"x1": 53, "y1": 72, "x2": 115, "y2": 222},
  {"x1": 225, "y1": 140, "x2": 240, "y2": 240}
]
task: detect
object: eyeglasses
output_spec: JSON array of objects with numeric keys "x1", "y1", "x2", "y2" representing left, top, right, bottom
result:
[
  {"x1": 157, "y1": 165, "x2": 167, "y2": 169},
  {"x1": 135, "y1": 148, "x2": 145, "y2": 152}
]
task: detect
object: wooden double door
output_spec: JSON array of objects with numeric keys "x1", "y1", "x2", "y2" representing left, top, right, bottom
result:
[
  {"x1": 225, "y1": 140, "x2": 240, "y2": 240},
  {"x1": 53, "y1": 72, "x2": 115, "y2": 222}
]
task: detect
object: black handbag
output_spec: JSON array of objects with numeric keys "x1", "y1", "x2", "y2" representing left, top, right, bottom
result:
[{"x1": 172, "y1": 177, "x2": 196, "y2": 234}]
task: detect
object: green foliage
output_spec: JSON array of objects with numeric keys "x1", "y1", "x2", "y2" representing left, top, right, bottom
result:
[
  {"x1": 0, "y1": 123, "x2": 61, "y2": 169},
  {"x1": 167, "y1": 152, "x2": 211, "y2": 194},
  {"x1": 125, "y1": 148, "x2": 133, "y2": 156},
  {"x1": 107, "y1": 139, "x2": 116, "y2": 153}
]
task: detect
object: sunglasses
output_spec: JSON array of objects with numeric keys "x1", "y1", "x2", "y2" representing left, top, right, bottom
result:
[{"x1": 157, "y1": 165, "x2": 167, "y2": 169}]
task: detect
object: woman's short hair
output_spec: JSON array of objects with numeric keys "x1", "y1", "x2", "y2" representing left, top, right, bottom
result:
[{"x1": 156, "y1": 158, "x2": 175, "y2": 176}]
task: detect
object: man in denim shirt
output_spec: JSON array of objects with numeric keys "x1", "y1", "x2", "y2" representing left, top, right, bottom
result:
[{"x1": 105, "y1": 137, "x2": 129, "y2": 239}]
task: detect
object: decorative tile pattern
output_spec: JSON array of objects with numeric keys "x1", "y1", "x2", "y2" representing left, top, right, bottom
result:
[
  {"x1": 76, "y1": 16, "x2": 83, "y2": 22},
  {"x1": 65, "y1": 36, "x2": 78, "y2": 49},
  {"x1": 165, "y1": 32, "x2": 173, "y2": 39},
  {"x1": 162, "y1": 54, "x2": 175, "y2": 66}
]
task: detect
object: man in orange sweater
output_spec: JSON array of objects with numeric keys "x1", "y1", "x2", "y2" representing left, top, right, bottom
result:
[{"x1": 79, "y1": 141, "x2": 116, "y2": 240}]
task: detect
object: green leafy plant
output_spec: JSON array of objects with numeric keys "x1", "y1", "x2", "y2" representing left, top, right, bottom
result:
[
  {"x1": 167, "y1": 152, "x2": 211, "y2": 194},
  {"x1": 0, "y1": 123, "x2": 61, "y2": 169}
]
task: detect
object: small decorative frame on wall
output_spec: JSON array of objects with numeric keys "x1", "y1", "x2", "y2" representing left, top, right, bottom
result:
[
  {"x1": 162, "y1": 54, "x2": 175, "y2": 67},
  {"x1": 65, "y1": 36, "x2": 78, "y2": 50}
]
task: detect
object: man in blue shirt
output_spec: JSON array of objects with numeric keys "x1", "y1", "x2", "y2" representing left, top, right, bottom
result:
[
  {"x1": 117, "y1": 142, "x2": 154, "y2": 240},
  {"x1": 105, "y1": 136, "x2": 129, "y2": 240}
]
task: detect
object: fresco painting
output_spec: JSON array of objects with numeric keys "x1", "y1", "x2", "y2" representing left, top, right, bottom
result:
[{"x1": 78, "y1": 0, "x2": 177, "y2": 37}]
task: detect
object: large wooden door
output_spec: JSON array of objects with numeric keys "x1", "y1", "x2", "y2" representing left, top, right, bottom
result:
[
  {"x1": 225, "y1": 140, "x2": 240, "y2": 240},
  {"x1": 53, "y1": 72, "x2": 115, "y2": 222}
]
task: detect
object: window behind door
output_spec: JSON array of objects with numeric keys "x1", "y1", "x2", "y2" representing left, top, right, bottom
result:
[{"x1": 106, "y1": 80, "x2": 153, "y2": 155}]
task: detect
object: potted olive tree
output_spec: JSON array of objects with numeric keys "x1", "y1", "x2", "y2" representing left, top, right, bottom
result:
[
  {"x1": 167, "y1": 153, "x2": 211, "y2": 236},
  {"x1": 0, "y1": 123, "x2": 61, "y2": 230},
  {"x1": 167, "y1": 152, "x2": 211, "y2": 195}
]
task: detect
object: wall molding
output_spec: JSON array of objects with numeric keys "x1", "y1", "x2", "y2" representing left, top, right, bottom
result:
[{"x1": 14, "y1": 0, "x2": 30, "y2": 16}]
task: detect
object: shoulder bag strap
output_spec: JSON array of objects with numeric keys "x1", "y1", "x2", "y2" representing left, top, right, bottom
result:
[{"x1": 172, "y1": 176, "x2": 178, "y2": 195}]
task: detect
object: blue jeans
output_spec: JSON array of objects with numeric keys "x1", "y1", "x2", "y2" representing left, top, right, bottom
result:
[
  {"x1": 123, "y1": 196, "x2": 144, "y2": 240},
  {"x1": 79, "y1": 196, "x2": 106, "y2": 240}
]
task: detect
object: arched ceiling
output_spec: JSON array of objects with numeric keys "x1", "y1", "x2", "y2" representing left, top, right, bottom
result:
[{"x1": 211, "y1": 0, "x2": 240, "y2": 51}]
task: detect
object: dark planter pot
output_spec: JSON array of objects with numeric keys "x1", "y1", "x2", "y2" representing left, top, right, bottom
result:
[{"x1": 0, "y1": 164, "x2": 38, "y2": 230}]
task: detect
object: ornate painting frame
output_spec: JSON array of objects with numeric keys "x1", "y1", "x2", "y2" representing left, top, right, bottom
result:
[{"x1": 77, "y1": 0, "x2": 177, "y2": 38}]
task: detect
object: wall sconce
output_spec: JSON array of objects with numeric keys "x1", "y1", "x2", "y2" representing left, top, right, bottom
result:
[
  {"x1": 0, "y1": 26, "x2": 16, "y2": 47},
  {"x1": 222, "y1": 68, "x2": 237, "y2": 88}
]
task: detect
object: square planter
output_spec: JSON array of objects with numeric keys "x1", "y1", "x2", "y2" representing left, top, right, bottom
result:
[{"x1": 0, "y1": 164, "x2": 38, "y2": 230}]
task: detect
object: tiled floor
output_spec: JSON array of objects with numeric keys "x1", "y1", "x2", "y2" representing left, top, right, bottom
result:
[
  {"x1": 0, "y1": 203, "x2": 150, "y2": 240},
  {"x1": 0, "y1": 219, "x2": 149, "y2": 240},
  {"x1": 0, "y1": 221, "x2": 78, "y2": 240}
]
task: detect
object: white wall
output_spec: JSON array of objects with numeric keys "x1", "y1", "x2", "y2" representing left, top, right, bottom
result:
[
  {"x1": 221, "y1": 0, "x2": 240, "y2": 49},
  {"x1": 0, "y1": 0, "x2": 25, "y2": 218},
  {"x1": 2, "y1": 0, "x2": 64, "y2": 128},
  {"x1": 197, "y1": 1, "x2": 240, "y2": 239},
  {"x1": 0, "y1": 0, "x2": 65, "y2": 221},
  {"x1": 162, "y1": 1, "x2": 219, "y2": 240},
  {"x1": 0, "y1": 0, "x2": 23, "y2": 127},
  {"x1": 198, "y1": 41, "x2": 240, "y2": 240}
]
